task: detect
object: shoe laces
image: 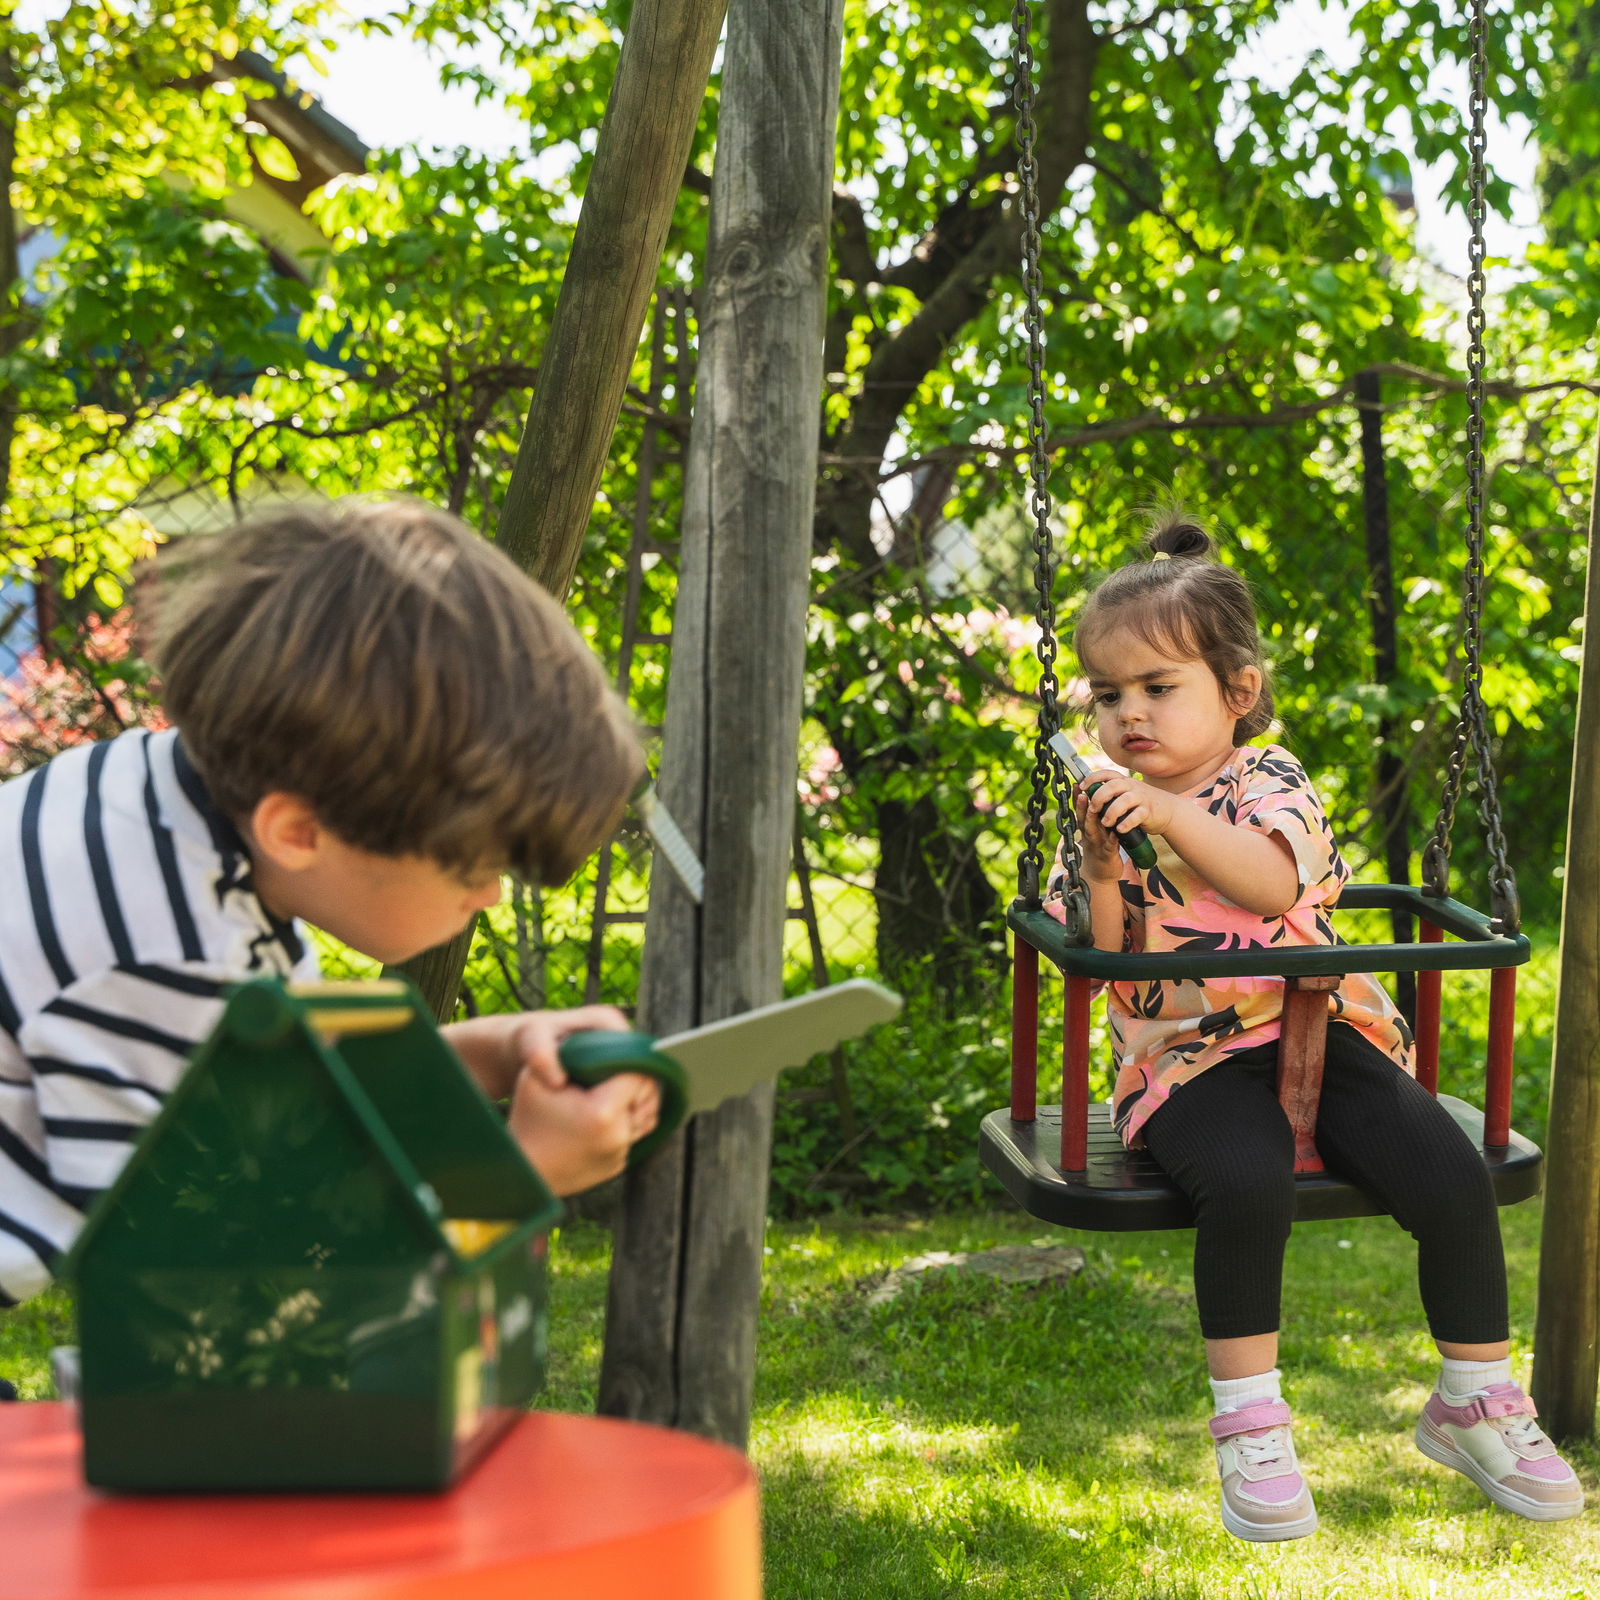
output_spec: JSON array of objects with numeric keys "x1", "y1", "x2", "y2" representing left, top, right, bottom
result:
[
  {"x1": 1496, "y1": 1410, "x2": 1547, "y2": 1452},
  {"x1": 1236, "y1": 1426, "x2": 1292, "y2": 1473},
  {"x1": 1456, "y1": 1387, "x2": 1547, "y2": 1452}
]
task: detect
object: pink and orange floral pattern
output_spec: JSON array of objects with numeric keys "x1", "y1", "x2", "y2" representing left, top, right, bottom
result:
[{"x1": 1047, "y1": 744, "x2": 1412, "y2": 1148}]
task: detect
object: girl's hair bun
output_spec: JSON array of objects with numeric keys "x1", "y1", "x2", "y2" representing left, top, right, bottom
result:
[{"x1": 1144, "y1": 509, "x2": 1214, "y2": 561}]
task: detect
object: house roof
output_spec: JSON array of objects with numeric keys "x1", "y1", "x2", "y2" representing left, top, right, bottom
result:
[{"x1": 209, "y1": 50, "x2": 370, "y2": 209}]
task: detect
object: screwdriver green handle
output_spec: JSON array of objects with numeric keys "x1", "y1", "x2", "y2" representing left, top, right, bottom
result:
[
  {"x1": 1050, "y1": 737, "x2": 1159, "y2": 871},
  {"x1": 556, "y1": 1031, "x2": 689, "y2": 1165}
]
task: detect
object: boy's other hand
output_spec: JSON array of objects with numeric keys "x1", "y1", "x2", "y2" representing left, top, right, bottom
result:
[
  {"x1": 504, "y1": 1004, "x2": 634, "y2": 1090},
  {"x1": 508, "y1": 1067, "x2": 663, "y2": 1196}
]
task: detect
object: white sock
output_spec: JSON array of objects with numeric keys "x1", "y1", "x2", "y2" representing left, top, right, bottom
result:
[
  {"x1": 1210, "y1": 1367, "x2": 1282, "y2": 1415},
  {"x1": 1439, "y1": 1355, "x2": 1512, "y2": 1401}
]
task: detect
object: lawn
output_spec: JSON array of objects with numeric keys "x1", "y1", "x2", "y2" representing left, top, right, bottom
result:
[{"x1": 5, "y1": 1199, "x2": 1596, "y2": 1598}]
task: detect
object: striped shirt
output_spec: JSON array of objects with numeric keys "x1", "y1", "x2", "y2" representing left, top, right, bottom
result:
[{"x1": 0, "y1": 727, "x2": 318, "y2": 1303}]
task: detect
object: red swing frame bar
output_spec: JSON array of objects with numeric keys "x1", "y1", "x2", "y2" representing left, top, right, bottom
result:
[{"x1": 1009, "y1": 884, "x2": 1525, "y2": 1175}]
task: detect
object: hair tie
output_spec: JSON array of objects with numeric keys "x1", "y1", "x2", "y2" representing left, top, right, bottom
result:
[{"x1": 1151, "y1": 551, "x2": 1172, "y2": 562}]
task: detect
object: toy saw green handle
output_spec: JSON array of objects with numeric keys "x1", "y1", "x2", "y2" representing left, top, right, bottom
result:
[{"x1": 557, "y1": 1031, "x2": 689, "y2": 1165}]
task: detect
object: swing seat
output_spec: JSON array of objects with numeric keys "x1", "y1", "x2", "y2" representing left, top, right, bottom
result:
[
  {"x1": 979, "y1": 1097, "x2": 1542, "y2": 1231},
  {"x1": 985, "y1": 884, "x2": 1541, "y2": 1232}
]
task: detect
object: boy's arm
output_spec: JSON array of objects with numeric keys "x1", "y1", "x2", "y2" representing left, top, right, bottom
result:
[
  {"x1": 18, "y1": 963, "x2": 229, "y2": 1201},
  {"x1": 442, "y1": 1006, "x2": 632, "y2": 1101},
  {"x1": 441, "y1": 1008, "x2": 663, "y2": 1196}
]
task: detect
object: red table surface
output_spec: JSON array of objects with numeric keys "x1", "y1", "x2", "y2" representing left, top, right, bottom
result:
[{"x1": 0, "y1": 1403, "x2": 761, "y2": 1600}]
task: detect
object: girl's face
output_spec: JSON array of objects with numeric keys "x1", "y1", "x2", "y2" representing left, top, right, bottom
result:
[{"x1": 1083, "y1": 626, "x2": 1260, "y2": 794}]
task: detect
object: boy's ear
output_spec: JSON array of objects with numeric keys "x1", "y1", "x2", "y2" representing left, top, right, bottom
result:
[
  {"x1": 247, "y1": 792, "x2": 325, "y2": 871},
  {"x1": 1226, "y1": 664, "x2": 1263, "y2": 717}
]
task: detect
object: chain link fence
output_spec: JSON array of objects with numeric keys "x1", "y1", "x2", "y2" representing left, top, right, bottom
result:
[{"x1": 5, "y1": 304, "x2": 1593, "y2": 1212}]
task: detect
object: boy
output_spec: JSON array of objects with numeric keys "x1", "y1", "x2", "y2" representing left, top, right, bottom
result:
[{"x1": 0, "y1": 498, "x2": 661, "y2": 1307}]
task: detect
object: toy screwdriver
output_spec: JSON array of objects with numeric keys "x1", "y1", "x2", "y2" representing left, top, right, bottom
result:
[{"x1": 1048, "y1": 732, "x2": 1159, "y2": 871}]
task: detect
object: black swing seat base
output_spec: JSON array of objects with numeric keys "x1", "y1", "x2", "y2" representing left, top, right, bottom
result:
[{"x1": 979, "y1": 1097, "x2": 1542, "y2": 1231}]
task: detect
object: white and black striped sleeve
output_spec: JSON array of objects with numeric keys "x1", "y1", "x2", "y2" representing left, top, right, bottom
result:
[{"x1": 17, "y1": 962, "x2": 230, "y2": 1197}]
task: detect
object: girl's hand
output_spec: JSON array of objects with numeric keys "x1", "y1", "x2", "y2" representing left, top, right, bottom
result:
[
  {"x1": 1079, "y1": 769, "x2": 1177, "y2": 846},
  {"x1": 1076, "y1": 790, "x2": 1125, "y2": 882}
]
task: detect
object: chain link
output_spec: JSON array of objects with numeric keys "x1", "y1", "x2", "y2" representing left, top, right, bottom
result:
[
  {"x1": 1420, "y1": 0, "x2": 1520, "y2": 933},
  {"x1": 1011, "y1": 0, "x2": 1087, "y2": 938}
]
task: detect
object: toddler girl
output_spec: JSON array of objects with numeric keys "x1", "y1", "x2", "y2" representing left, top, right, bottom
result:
[{"x1": 1048, "y1": 512, "x2": 1582, "y2": 1541}]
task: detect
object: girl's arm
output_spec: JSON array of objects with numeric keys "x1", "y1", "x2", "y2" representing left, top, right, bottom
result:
[
  {"x1": 1076, "y1": 789, "x2": 1134, "y2": 952},
  {"x1": 1160, "y1": 801, "x2": 1298, "y2": 914},
  {"x1": 1088, "y1": 876, "x2": 1126, "y2": 953},
  {"x1": 1083, "y1": 773, "x2": 1299, "y2": 917}
]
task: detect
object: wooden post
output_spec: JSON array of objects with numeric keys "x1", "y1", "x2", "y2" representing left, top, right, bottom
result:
[
  {"x1": 597, "y1": 0, "x2": 846, "y2": 1448},
  {"x1": 1059, "y1": 973, "x2": 1092, "y2": 1172},
  {"x1": 393, "y1": 4, "x2": 726, "y2": 1017},
  {"x1": 1532, "y1": 443, "x2": 1600, "y2": 1443},
  {"x1": 1414, "y1": 919, "x2": 1444, "y2": 1095},
  {"x1": 496, "y1": 0, "x2": 730, "y2": 596},
  {"x1": 1483, "y1": 966, "x2": 1516, "y2": 1151}
]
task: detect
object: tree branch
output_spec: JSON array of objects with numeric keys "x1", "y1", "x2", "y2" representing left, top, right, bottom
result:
[
  {"x1": 814, "y1": 0, "x2": 1100, "y2": 566},
  {"x1": 830, "y1": 184, "x2": 879, "y2": 284}
]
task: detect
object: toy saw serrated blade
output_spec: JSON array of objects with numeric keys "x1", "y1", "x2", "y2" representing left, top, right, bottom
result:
[
  {"x1": 634, "y1": 784, "x2": 705, "y2": 902},
  {"x1": 658, "y1": 980, "x2": 902, "y2": 1114}
]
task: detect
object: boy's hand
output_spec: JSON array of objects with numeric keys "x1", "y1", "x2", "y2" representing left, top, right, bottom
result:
[
  {"x1": 441, "y1": 1005, "x2": 663, "y2": 1194},
  {"x1": 503, "y1": 1004, "x2": 634, "y2": 1091},
  {"x1": 508, "y1": 1066, "x2": 662, "y2": 1197}
]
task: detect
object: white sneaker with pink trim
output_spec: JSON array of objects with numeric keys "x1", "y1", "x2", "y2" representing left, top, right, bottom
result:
[
  {"x1": 1415, "y1": 1382, "x2": 1584, "y2": 1521},
  {"x1": 1209, "y1": 1399, "x2": 1318, "y2": 1542}
]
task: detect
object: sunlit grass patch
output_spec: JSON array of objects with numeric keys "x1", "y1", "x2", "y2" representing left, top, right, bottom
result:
[{"x1": 4, "y1": 1198, "x2": 1597, "y2": 1598}]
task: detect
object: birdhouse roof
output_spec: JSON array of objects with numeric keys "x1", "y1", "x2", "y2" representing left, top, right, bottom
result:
[{"x1": 62, "y1": 978, "x2": 559, "y2": 1276}]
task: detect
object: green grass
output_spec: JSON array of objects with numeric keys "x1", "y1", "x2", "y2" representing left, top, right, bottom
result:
[
  {"x1": 540, "y1": 1201, "x2": 1599, "y2": 1600},
  {"x1": 11, "y1": 1202, "x2": 1595, "y2": 1597}
]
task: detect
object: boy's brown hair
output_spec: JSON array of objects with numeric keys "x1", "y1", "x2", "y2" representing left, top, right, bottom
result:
[{"x1": 153, "y1": 498, "x2": 643, "y2": 886}]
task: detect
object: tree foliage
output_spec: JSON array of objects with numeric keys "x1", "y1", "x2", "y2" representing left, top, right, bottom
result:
[{"x1": 6, "y1": 0, "x2": 1599, "y2": 986}]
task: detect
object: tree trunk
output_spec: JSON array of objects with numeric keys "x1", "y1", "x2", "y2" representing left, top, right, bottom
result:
[
  {"x1": 395, "y1": 0, "x2": 726, "y2": 1016},
  {"x1": 0, "y1": 40, "x2": 23, "y2": 533},
  {"x1": 874, "y1": 793, "x2": 1004, "y2": 990},
  {"x1": 386, "y1": 921, "x2": 477, "y2": 1024},
  {"x1": 495, "y1": 0, "x2": 729, "y2": 596},
  {"x1": 1356, "y1": 368, "x2": 1415, "y2": 1019},
  {"x1": 598, "y1": 0, "x2": 845, "y2": 1449},
  {"x1": 1531, "y1": 439, "x2": 1600, "y2": 1442}
]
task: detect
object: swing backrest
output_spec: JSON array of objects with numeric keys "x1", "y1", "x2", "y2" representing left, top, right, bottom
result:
[{"x1": 1010, "y1": 883, "x2": 1525, "y2": 1176}]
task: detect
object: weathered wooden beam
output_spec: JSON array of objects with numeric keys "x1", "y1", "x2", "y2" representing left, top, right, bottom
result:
[
  {"x1": 496, "y1": 0, "x2": 729, "y2": 597},
  {"x1": 598, "y1": 0, "x2": 846, "y2": 1448},
  {"x1": 1532, "y1": 440, "x2": 1600, "y2": 1442},
  {"x1": 395, "y1": 1, "x2": 726, "y2": 1015}
]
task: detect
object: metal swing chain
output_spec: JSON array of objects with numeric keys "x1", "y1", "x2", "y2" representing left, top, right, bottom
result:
[
  {"x1": 1420, "y1": 0, "x2": 1520, "y2": 934},
  {"x1": 1011, "y1": 0, "x2": 1087, "y2": 936}
]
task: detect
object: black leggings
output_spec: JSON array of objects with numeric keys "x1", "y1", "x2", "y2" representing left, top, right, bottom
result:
[{"x1": 1140, "y1": 1023, "x2": 1508, "y2": 1343}]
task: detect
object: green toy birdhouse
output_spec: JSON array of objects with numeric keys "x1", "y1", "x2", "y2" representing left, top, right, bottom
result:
[{"x1": 63, "y1": 978, "x2": 562, "y2": 1493}]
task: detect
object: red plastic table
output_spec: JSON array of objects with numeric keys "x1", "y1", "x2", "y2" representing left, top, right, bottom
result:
[{"x1": 0, "y1": 1403, "x2": 761, "y2": 1600}]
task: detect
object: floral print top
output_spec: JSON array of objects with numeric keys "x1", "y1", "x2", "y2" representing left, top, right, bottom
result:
[{"x1": 1045, "y1": 743, "x2": 1413, "y2": 1149}]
